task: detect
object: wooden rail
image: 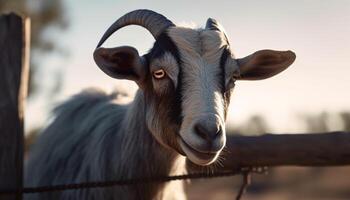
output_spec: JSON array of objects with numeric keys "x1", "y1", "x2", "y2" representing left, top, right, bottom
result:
[{"x1": 222, "y1": 132, "x2": 350, "y2": 170}]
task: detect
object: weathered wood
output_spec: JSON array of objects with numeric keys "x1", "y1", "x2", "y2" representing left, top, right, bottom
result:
[
  {"x1": 222, "y1": 131, "x2": 350, "y2": 170},
  {"x1": 0, "y1": 13, "x2": 30, "y2": 200}
]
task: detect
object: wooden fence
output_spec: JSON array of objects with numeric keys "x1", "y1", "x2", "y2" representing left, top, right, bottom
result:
[
  {"x1": 0, "y1": 13, "x2": 30, "y2": 200},
  {"x1": 0, "y1": 13, "x2": 349, "y2": 199}
]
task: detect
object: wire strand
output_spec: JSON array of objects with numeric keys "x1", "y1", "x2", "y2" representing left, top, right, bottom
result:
[{"x1": 0, "y1": 170, "x2": 242, "y2": 195}]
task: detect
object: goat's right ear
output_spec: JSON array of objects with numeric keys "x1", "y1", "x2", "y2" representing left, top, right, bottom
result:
[{"x1": 93, "y1": 46, "x2": 146, "y2": 82}]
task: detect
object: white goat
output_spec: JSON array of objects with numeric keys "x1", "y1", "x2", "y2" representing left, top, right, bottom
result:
[{"x1": 25, "y1": 9, "x2": 296, "y2": 200}]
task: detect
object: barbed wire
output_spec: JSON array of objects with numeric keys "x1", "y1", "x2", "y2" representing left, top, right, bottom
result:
[{"x1": 0, "y1": 170, "x2": 242, "y2": 195}]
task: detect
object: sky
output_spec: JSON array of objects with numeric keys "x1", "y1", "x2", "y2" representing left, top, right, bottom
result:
[{"x1": 26, "y1": 0, "x2": 350, "y2": 133}]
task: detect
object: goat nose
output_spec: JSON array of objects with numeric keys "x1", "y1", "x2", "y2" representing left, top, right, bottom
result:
[{"x1": 194, "y1": 120, "x2": 222, "y2": 142}]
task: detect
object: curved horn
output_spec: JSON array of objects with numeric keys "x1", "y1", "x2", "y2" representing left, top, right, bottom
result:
[
  {"x1": 96, "y1": 9, "x2": 175, "y2": 48},
  {"x1": 205, "y1": 18, "x2": 222, "y2": 31},
  {"x1": 206, "y1": 18, "x2": 230, "y2": 45}
]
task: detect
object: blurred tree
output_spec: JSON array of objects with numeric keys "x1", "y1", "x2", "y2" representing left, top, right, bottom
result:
[
  {"x1": 303, "y1": 112, "x2": 329, "y2": 132},
  {"x1": 1, "y1": 0, "x2": 68, "y2": 152},
  {"x1": 244, "y1": 115, "x2": 269, "y2": 135},
  {"x1": 0, "y1": 0, "x2": 68, "y2": 97},
  {"x1": 340, "y1": 112, "x2": 350, "y2": 131},
  {"x1": 227, "y1": 115, "x2": 270, "y2": 136}
]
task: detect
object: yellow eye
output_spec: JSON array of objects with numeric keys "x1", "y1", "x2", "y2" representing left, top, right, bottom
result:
[{"x1": 153, "y1": 69, "x2": 166, "y2": 79}]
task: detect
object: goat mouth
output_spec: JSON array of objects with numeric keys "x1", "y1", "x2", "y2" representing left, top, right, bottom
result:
[{"x1": 178, "y1": 138, "x2": 219, "y2": 166}]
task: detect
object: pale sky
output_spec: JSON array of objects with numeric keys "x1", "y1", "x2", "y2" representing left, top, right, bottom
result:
[{"x1": 26, "y1": 0, "x2": 350, "y2": 133}]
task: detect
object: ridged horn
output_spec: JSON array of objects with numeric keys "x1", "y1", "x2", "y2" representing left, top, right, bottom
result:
[
  {"x1": 96, "y1": 9, "x2": 175, "y2": 48},
  {"x1": 205, "y1": 18, "x2": 222, "y2": 31},
  {"x1": 206, "y1": 18, "x2": 230, "y2": 45}
]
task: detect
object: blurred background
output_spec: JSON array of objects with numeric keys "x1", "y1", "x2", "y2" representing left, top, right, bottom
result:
[{"x1": 1, "y1": 0, "x2": 349, "y2": 199}]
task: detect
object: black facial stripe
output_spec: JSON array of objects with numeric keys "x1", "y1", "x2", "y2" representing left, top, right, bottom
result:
[
  {"x1": 219, "y1": 47, "x2": 230, "y2": 93},
  {"x1": 173, "y1": 60, "x2": 183, "y2": 124},
  {"x1": 147, "y1": 31, "x2": 183, "y2": 125},
  {"x1": 219, "y1": 47, "x2": 231, "y2": 119},
  {"x1": 148, "y1": 32, "x2": 181, "y2": 64}
]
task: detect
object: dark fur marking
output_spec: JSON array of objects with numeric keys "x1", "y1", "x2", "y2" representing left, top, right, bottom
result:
[
  {"x1": 219, "y1": 47, "x2": 230, "y2": 93},
  {"x1": 147, "y1": 32, "x2": 181, "y2": 64},
  {"x1": 150, "y1": 31, "x2": 183, "y2": 125},
  {"x1": 219, "y1": 47, "x2": 232, "y2": 119},
  {"x1": 144, "y1": 31, "x2": 183, "y2": 131}
]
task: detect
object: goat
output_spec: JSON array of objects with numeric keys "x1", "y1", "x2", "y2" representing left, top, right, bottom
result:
[{"x1": 25, "y1": 9, "x2": 296, "y2": 200}]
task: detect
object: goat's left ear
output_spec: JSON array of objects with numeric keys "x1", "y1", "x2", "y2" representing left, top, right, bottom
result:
[
  {"x1": 93, "y1": 46, "x2": 146, "y2": 83},
  {"x1": 236, "y1": 50, "x2": 296, "y2": 80}
]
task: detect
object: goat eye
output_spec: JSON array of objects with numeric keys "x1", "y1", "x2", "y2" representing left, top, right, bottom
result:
[{"x1": 153, "y1": 69, "x2": 166, "y2": 79}]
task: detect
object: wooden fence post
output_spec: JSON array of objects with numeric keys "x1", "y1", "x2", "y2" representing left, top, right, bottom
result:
[{"x1": 0, "y1": 13, "x2": 30, "y2": 200}]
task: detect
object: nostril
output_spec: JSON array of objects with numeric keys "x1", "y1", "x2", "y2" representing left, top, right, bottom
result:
[
  {"x1": 214, "y1": 127, "x2": 223, "y2": 140},
  {"x1": 216, "y1": 127, "x2": 222, "y2": 136},
  {"x1": 194, "y1": 123, "x2": 209, "y2": 141},
  {"x1": 194, "y1": 123, "x2": 221, "y2": 141}
]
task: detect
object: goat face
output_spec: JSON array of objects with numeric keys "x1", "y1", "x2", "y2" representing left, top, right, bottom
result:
[{"x1": 93, "y1": 10, "x2": 296, "y2": 166}]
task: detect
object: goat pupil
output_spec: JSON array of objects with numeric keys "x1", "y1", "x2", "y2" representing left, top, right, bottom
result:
[{"x1": 154, "y1": 70, "x2": 165, "y2": 78}]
